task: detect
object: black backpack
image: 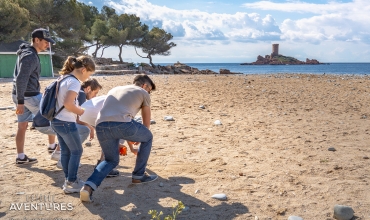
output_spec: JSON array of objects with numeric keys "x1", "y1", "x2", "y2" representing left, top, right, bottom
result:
[{"x1": 39, "y1": 74, "x2": 77, "y2": 120}]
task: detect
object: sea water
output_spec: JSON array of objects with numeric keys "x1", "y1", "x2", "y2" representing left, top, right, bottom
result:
[{"x1": 158, "y1": 63, "x2": 370, "y2": 75}]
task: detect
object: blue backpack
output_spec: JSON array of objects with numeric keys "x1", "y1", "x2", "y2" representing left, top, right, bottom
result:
[{"x1": 39, "y1": 75, "x2": 77, "y2": 120}]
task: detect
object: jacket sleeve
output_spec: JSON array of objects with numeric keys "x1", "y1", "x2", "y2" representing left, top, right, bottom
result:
[{"x1": 15, "y1": 54, "x2": 37, "y2": 104}]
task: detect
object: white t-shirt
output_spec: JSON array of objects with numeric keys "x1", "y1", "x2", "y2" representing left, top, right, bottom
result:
[
  {"x1": 55, "y1": 75, "x2": 81, "y2": 122},
  {"x1": 79, "y1": 95, "x2": 107, "y2": 126}
]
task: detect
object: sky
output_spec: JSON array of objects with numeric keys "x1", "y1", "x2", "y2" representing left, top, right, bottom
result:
[{"x1": 80, "y1": 0, "x2": 370, "y2": 63}]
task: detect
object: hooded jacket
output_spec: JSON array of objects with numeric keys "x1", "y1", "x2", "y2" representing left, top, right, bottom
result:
[{"x1": 12, "y1": 43, "x2": 41, "y2": 105}]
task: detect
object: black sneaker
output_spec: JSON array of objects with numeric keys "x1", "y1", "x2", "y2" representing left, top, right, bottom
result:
[
  {"x1": 132, "y1": 173, "x2": 158, "y2": 184},
  {"x1": 107, "y1": 169, "x2": 119, "y2": 178},
  {"x1": 96, "y1": 160, "x2": 119, "y2": 178},
  {"x1": 16, "y1": 155, "x2": 38, "y2": 165},
  {"x1": 48, "y1": 143, "x2": 58, "y2": 153}
]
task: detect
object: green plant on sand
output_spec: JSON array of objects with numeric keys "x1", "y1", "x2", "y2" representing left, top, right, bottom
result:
[{"x1": 148, "y1": 201, "x2": 185, "y2": 220}]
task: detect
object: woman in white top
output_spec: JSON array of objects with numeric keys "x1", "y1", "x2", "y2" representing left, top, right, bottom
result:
[{"x1": 51, "y1": 56, "x2": 95, "y2": 194}]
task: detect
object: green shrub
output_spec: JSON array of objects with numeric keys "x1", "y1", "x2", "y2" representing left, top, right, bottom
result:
[{"x1": 148, "y1": 201, "x2": 185, "y2": 220}]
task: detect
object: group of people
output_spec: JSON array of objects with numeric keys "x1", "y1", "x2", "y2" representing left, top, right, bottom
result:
[{"x1": 12, "y1": 28, "x2": 157, "y2": 202}]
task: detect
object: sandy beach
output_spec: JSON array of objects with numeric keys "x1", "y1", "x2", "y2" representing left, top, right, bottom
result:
[{"x1": 0, "y1": 74, "x2": 369, "y2": 219}]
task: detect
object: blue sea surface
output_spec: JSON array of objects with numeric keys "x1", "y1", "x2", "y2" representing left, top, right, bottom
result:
[{"x1": 158, "y1": 63, "x2": 370, "y2": 75}]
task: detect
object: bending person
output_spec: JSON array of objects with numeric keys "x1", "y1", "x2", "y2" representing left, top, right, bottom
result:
[
  {"x1": 51, "y1": 56, "x2": 95, "y2": 194},
  {"x1": 80, "y1": 74, "x2": 157, "y2": 202}
]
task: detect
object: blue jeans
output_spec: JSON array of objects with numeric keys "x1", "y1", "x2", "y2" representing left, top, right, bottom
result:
[
  {"x1": 85, "y1": 120, "x2": 153, "y2": 190},
  {"x1": 51, "y1": 118, "x2": 83, "y2": 182}
]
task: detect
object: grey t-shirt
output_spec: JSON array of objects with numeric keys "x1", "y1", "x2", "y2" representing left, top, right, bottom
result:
[{"x1": 96, "y1": 85, "x2": 151, "y2": 125}]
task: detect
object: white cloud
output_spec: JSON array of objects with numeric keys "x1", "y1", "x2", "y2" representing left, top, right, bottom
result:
[
  {"x1": 108, "y1": 0, "x2": 281, "y2": 42},
  {"x1": 96, "y1": 0, "x2": 370, "y2": 62},
  {"x1": 243, "y1": 0, "x2": 370, "y2": 44}
]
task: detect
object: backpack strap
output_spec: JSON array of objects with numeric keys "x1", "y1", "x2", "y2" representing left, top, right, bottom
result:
[{"x1": 54, "y1": 74, "x2": 79, "y2": 117}]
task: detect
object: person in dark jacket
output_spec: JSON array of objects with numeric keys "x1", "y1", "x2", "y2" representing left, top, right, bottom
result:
[{"x1": 12, "y1": 28, "x2": 55, "y2": 165}]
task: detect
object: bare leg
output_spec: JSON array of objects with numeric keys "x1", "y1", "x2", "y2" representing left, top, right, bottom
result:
[
  {"x1": 48, "y1": 135, "x2": 56, "y2": 145},
  {"x1": 16, "y1": 122, "x2": 28, "y2": 154}
]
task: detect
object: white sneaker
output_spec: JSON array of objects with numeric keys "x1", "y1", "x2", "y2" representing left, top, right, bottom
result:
[
  {"x1": 57, "y1": 160, "x2": 82, "y2": 169},
  {"x1": 63, "y1": 178, "x2": 85, "y2": 194},
  {"x1": 51, "y1": 150, "x2": 61, "y2": 161}
]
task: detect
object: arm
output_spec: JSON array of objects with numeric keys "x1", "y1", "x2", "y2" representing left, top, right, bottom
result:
[
  {"x1": 127, "y1": 142, "x2": 138, "y2": 155},
  {"x1": 141, "y1": 105, "x2": 151, "y2": 129},
  {"x1": 77, "y1": 116, "x2": 95, "y2": 140},
  {"x1": 63, "y1": 90, "x2": 84, "y2": 116},
  {"x1": 15, "y1": 55, "x2": 36, "y2": 105},
  {"x1": 15, "y1": 55, "x2": 37, "y2": 115}
]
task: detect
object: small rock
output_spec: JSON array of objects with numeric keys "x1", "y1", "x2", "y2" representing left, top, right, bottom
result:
[
  {"x1": 195, "y1": 189, "x2": 200, "y2": 194},
  {"x1": 199, "y1": 105, "x2": 205, "y2": 109},
  {"x1": 150, "y1": 120, "x2": 156, "y2": 124},
  {"x1": 211, "y1": 193, "x2": 227, "y2": 201},
  {"x1": 363, "y1": 156, "x2": 369, "y2": 159},
  {"x1": 255, "y1": 216, "x2": 259, "y2": 220},
  {"x1": 7, "y1": 106, "x2": 14, "y2": 109},
  {"x1": 288, "y1": 216, "x2": 304, "y2": 220},
  {"x1": 164, "y1": 116, "x2": 174, "y2": 121},
  {"x1": 214, "y1": 120, "x2": 222, "y2": 125},
  {"x1": 0, "y1": 107, "x2": 7, "y2": 110},
  {"x1": 328, "y1": 147, "x2": 336, "y2": 151},
  {"x1": 85, "y1": 141, "x2": 92, "y2": 147},
  {"x1": 333, "y1": 205, "x2": 354, "y2": 220},
  {"x1": 16, "y1": 192, "x2": 25, "y2": 195},
  {"x1": 159, "y1": 182, "x2": 164, "y2": 187},
  {"x1": 182, "y1": 206, "x2": 190, "y2": 211},
  {"x1": 10, "y1": 134, "x2": 16, "y2": 137}
]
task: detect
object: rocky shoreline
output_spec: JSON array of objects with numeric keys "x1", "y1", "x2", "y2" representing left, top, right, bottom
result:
[{"x1": 94, "y1": 58, "x2": 242, "y2": 75}]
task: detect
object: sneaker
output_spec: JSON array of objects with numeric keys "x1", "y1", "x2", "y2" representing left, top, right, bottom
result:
[
  {"x1": 132, "y1": 173, "x2": 158, "y2": 184},
  {"x1": 16, "y1": 155, "x2": 38, "y2": 165},
  {"x1": 48, "y1": 143, "x2": 58, "y2": 153},
  {"x1": 107, "y1": 169, "x2": 119, "y2": 178},
  {"x1": 80, "y1": 185, "x2": 94, "y2": 202},
  {"x1": 51, "y1": 150, "x2": 61, "y2": 161},
  {"x1": 63, "y1": 178, "x2": 84, "y2": 194},
  {"x1": 57, "y1": 160, "x2": 82, "y2": 169}
]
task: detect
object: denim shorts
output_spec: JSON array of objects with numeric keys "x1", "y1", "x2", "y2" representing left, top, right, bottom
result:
[{"x1": 12, "y1": 93, "x2": 42, "y2": 123}]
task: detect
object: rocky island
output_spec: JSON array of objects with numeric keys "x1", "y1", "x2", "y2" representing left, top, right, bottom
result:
[{"x1": 241, "y1": 44, "x2": 322, "y2": 65}]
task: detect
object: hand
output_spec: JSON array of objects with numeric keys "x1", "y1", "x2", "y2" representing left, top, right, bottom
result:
[
  {"x1": 16, "y1": 104, "x2": 24, "y2": 115},
  {"x1": 128, "y1": 141, "x2": 140, "y2": 145},
  {"x1": 131, "y1": 148, "x2": 138, "y2": 155},
  {"x1": 89, "y1": 126, "x2": 95, "y2": 141}
]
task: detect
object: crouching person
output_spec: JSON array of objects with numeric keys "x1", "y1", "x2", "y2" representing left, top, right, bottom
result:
[{"x1": 80, "y1": 74, "x2": 156, "y2": 202}]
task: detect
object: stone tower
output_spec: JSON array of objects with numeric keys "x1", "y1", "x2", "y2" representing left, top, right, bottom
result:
[{"x1": 271, "y1": 44, "x2": 279, "y2": 57}]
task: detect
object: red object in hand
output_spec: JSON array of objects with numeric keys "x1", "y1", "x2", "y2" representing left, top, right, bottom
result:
[{"x1": 119, "y1": 146, "x2": 127, "y2": 156}]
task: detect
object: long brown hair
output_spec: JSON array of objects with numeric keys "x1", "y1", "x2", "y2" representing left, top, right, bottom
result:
[{"x1": 59, "y1": 56, "x2": 95, "y2": 75}]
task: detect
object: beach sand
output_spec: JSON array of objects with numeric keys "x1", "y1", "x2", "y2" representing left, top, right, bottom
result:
[{"x1": 0, "y1": 74, "x2": 369, "y2": 219}]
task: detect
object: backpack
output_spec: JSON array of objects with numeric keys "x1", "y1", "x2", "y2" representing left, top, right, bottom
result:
[{"x1": 39, "y1": 74, "x2": 78, "y2": 120}]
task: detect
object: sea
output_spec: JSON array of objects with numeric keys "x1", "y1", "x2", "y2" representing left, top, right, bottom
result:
[{"x1": 158, "y1": 63, "x2": 370, "y2": 75}]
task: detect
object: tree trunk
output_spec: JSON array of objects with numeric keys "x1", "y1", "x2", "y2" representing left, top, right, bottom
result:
[
  {"x1": 118, "y1": 45, "x2": 123, "y2": 63},
  {"x1": 100, "y1": 46, "x2": 109, "y2": 58},
  {"x1": 92, "y1": 42, "x2": 102, "y2": 58},
  {"x1": 148, "y1": 54, "x2": 155, "y2": 68}
]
